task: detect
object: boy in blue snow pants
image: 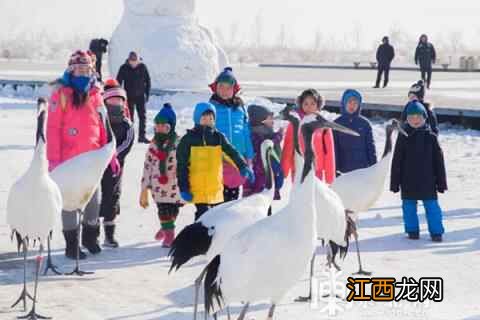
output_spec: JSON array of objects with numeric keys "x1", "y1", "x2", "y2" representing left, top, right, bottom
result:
[
  {"x1": 390, "y1": 101, "x2": 447, "y2": 242},
  {"x1": 402, "y1": 200, "x2": 444, "y2": 238}
]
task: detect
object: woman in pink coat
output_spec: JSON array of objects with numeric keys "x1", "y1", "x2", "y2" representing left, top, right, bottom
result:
[{"x1": 47, "y1": 50, "x2": 108, "y2": 259}]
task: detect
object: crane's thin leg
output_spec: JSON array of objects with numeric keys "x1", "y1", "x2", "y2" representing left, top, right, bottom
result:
[
  {"x1": 352, "y1": 232, "x2": 371, "y2": 276},
  {"x1": 267, "y1": 304, "x2": 276, "y2": 320},
  {"x1": 236, "y1": 302, "x2": 250, "y2": 320},
  {"x1": 43, "y1": 233, "x2": 61, "y2": 276},
  {"x1": 193, "y1": 266, "x2": 208, "y2": 320},
  {"x1": 322, "y1": 244, "x2": 344, "y2": 299},
  {"x1": 18, "y1": 244, "x2": 51, "y2": 319},
  {"x1": 65, "y1": 211, "x2": 94, "y2": 276},
  {"x1": 11, "y1": 239, "x2": 34, "y2": 311},
  {"x1": 295, "y1": 254, "x2": 316, "y2": 302}
]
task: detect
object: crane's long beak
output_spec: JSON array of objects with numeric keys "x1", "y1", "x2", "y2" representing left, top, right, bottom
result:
[
  {"x1": 398, "y1": 125, "x2": 408, "y2": 137},
  {"x1": 322, "y1": 120, "x2": 360, "y2": 137}
]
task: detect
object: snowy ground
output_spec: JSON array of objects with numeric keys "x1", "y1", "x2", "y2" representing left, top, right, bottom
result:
[{"x1": 0, "y1": 93, "x2": 479, "y2": 320}]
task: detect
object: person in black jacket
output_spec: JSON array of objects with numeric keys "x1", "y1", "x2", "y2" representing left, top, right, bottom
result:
[
  {"x1": 390, "y1": 101, "x2": 447, "y2": 242},
  {"x1": 401, "y1": 80, "x2": 439, "y2": 134},
  {"x1": 88, "y1": 38, "x2": 109, "y2": 80},
  {"x1": 117, "y1": 51, "x2": 151, "y2": 143},
  {"x1": 99, "y1": 79, "x2": 135, "y2": 247},
  {"x1": 374, "y1": 36, "x2": 395, "y2": 88},
  {"x1": 415, "y1": 34, "x2": 436, "y2": 89}
]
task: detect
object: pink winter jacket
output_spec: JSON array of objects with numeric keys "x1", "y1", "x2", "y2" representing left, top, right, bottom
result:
[{"x1": 47, "y1": 85, "x2": 107, "y2": 171}]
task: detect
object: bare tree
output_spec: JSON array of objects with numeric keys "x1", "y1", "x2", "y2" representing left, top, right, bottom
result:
[
  {"x1": 447, "y1": 30, "x2": 464, "y2": 54},
  {"x1": 251, "y1": 11, "x2": 264, "y2": 48},
  {"x1": 227, "y1": 21, "x2": 247, "y2": 48},
  {"x1": 276, "y1": 24, "x2": 287, "y2": 49},
  {"x1": 313, "y1": 30, "x2": 323, "y2": 53},
  {"x1": 351, "y1": 21, "x2": 363, "y2": 51}
]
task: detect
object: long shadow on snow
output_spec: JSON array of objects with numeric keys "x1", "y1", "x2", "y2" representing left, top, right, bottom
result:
[
  {"x1": 358, "y1": 207, "x2": 480, "y2": 229},
  {"x1": 0, "y1": 144, "x2": 34, "y2": 151},
  {"x1": 0, "y1": 241, "x2": 203, "y2": 285},
  {"x1": 353, "y1": 225, "x2": 480, "y2": 255}
]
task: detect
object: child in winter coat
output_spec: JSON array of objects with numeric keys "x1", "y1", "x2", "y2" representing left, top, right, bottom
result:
[
  {"x1": 47, "y1": 50, "x2": 113, "y2": 259},
  {"x1": 244, "y1": 103, "x2": 284, "y2": 215},
  {"x1": 140, "y1": 104, "x2": 183, "y2": 248},
  {"x1": 176, "y1": 102, "x2": 254, "y2": 220},
  {"x1": 334, "y1": 89, "x2": 377, "y2": 174},
  {"x1": 209, "y1": 67, "x2": 254, "y2": 202},
  {"x1": 281, "y1": 89, "x2": 336, "y2": 183},
  {"x1": 99, "y1": 79, "x2": 135, "y2": 248},
  {"x1": 391, "y1": 101, "x2": 447, "y2": 242},
  {"x1": 402, "y1": 80, "x2": 439, "y2": 134}
]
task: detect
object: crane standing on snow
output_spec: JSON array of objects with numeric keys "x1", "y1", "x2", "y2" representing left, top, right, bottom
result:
[
  {"x1": 202, "y1": 114, "x2": 358, "y2": 320},
  {"x1": 7, "y1": 98, "x2": 63, "y2": 319},
  {"x1": 331, "y1": 119, "x2": 408, "y2": 274}
]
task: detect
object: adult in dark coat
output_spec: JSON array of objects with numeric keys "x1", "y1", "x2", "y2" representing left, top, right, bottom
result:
[
  {"x1": 390, "y1": 101, "x2": 447, "y2": 241},
  {"x1": 117, "y1": 51, "x2": 152, "y2": 143},
  {"x1": 414, "y1": 34, "x2": 436, "y2": 89},
  {"x1": 88, "y1": 38, "x2": 109, "y2": 80},
  {"x1": 334, "y1": 89, "x2": 377, "y2": 174},
  {"x1": 374, "y1": 36, "x2": 395, "y2": 88}
]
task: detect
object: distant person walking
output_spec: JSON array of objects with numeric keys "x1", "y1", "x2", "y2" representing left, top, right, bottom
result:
[
  {"x1": 88, "y1": 38, "x2": 109, "y2": 80},
  {"x1": 373, "y1": 36, "x2": 395, "y2": 88},
  {"x1": 415, "y1": 34, "x2": 436, "y2": 89},
  {"x1": 117, "y1": 51, "x2": 152, "y2": 143}
]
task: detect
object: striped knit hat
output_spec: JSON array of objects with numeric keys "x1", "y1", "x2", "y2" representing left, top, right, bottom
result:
[
  {"x1": 103, "y1": 78, "x2": 127, "y2": 102},
  {"x1": 68, "y1": 50, "x2": 93, "y2": 71}
]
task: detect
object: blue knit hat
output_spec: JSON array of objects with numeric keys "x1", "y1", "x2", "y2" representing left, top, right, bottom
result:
[
  {"x1": 405, "y1": 101, "x2": 427, "y2": 119},
  {"x1": 215, "y1": 67, "x2": 237, "y2": 85},
  {"x1": 154, "y1": 103, "x2": 177, "y2": 129},
  {"x1": 341, "y1": 89, "x2": 362, "y2": 115},
  {"x1": 193, "y1": 102, "x2": 216, "y2": 125}
]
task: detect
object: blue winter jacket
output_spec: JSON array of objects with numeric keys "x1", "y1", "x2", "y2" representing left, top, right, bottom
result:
[
  {"x1": 209, "y1": 95, "x2": 254, "y2": 160},
  {"x1": 333, "y1": 89, "x2": 377, "y2": 174}
]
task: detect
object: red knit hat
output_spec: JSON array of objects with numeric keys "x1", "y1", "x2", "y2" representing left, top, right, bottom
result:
[{"x1": 68, "y1": 50, "x2": 93, "y2": 70}]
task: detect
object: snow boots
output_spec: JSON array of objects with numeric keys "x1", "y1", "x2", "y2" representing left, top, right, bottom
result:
[
  {"x1": 431, "y1": 234, "x2": 443, "y2": 242},
  {"x1": 161, "y1": 230, "x2": 175, "y2": 248},
  {"x1": 138, "y1": 136, "x2": 150, "y2": 144},
  {"x1": 155, "y1": 229, "x2": 165, "y2": 241},
  {"x1": 104, "y1": 225, "x2": 119, "y2": 248},
  {"x1": 81, "y1": 224, "x2": 102, "y2": 254},
  {"x1": 408, "y1": 232, "x2": 420, "y2": 240},
  {"x1": 63, "y1": 229, "x2": 87, "y2": 260}
]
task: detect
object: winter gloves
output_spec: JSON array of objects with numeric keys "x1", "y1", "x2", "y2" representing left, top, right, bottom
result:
[
  {"x1": 110, "y1": 154, "x2": 121, "y2": 177},
  {"x1": 140, "y1": 188, "x2": 150, "y2": 208},
  {"x1": 180, "y1": 191, "x2": 193, "y2": 202}
]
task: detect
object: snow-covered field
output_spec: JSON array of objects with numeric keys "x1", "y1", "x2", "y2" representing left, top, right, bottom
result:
[{"x1": 0, "y1": 93, "x2": 479, "y2": 320}]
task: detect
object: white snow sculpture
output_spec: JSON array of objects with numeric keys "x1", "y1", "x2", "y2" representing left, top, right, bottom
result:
[{"x1": 109, "y1": 0, "x2": 228, "y2": 90}]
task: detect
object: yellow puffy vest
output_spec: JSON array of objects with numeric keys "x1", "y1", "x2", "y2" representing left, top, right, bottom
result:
[{"x1": 189, "y1": 146, "x2": 224, "y2": 204}]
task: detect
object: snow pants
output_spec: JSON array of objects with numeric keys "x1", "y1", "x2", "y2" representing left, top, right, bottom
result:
[
  {"x1": 420, "y1": 67, "x2": 432, "y2": 87},
  {"x1": 62, "y1": 189, "x2": 100, "y2": 231},
  {"x1": 127, "y1": 95, "x2": 147, "y2": 138},
  {"x1": 100, "y1": 170, "x2": 123, "y2": 225},
  {"x1": 375, "y1": 64, "x2": 390, "y2": 87},
  {"x1": 402, "y1": 199, "x2": 444, "y2": 236}
]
